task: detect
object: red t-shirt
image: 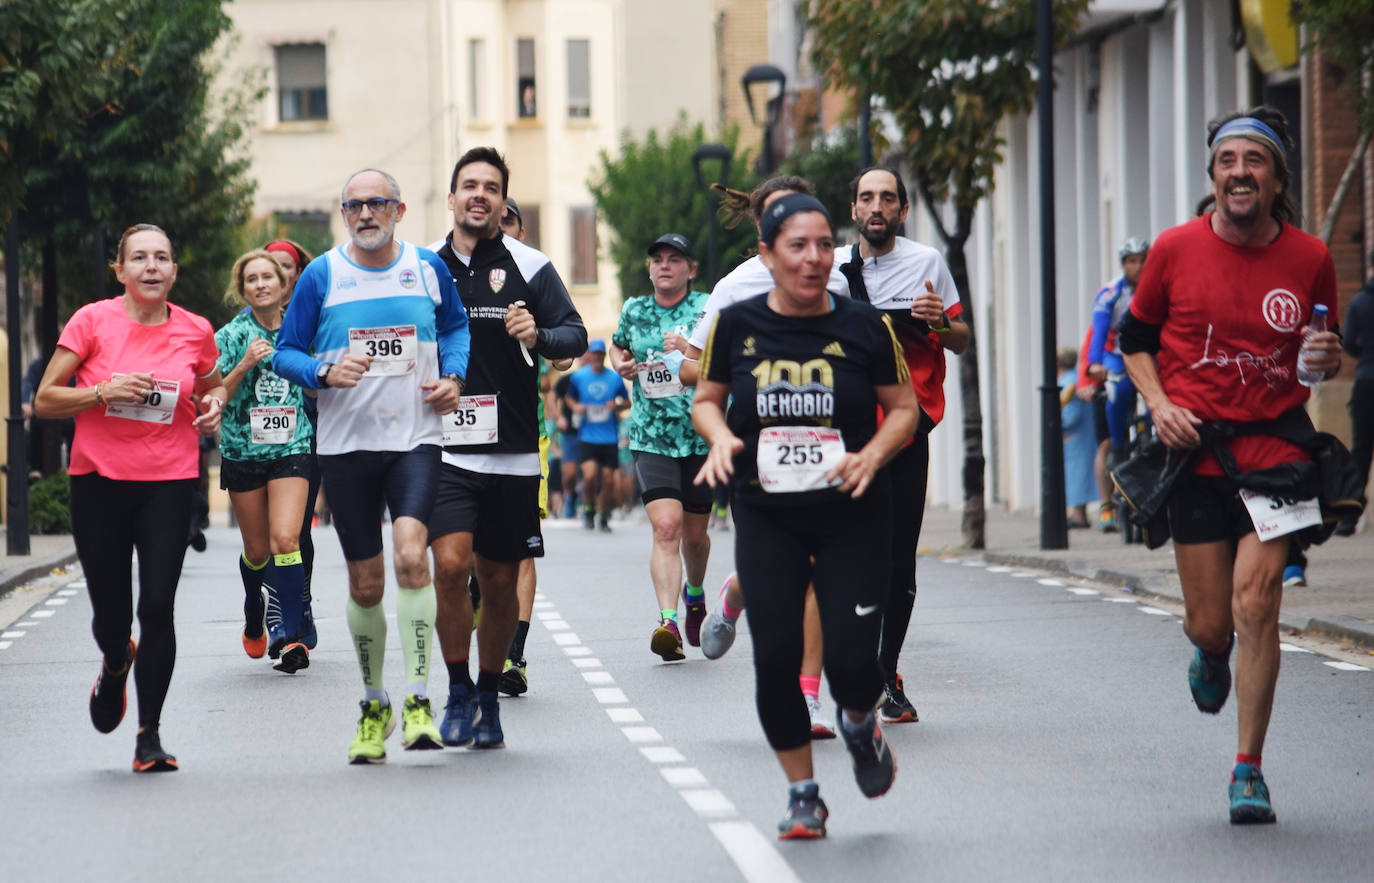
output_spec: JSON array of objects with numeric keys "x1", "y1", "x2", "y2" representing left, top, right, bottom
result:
[
  {"x1": 1128, "y1": 214, "x2": 1338, "y2": 474},
  {"x1": 58, "y1": 297, "x2": 219, "y2": 480}
]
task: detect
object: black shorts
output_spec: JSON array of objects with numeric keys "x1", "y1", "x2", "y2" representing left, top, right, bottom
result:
[
  {"x1": 428, "y1": 464, "x2": 545, "y2": 561},
  {"x1": 220, "y1": 454, "x2": 313, "y2": 493},
  {"x1": 1167, "y1": 473, "x2": 1256, "y2": 545},
  {"x1": 580, "y1": 442, "x2": 619, "y2": 471},
  {"x1": 1092, "y1": 389, "x2": 1110, "y2": 445},
  {"x1": 633, "y1": 451, "x2": 713, "y2": 513},
  {"x1": 318, "y1": 445, "x2": 441, "y2": 561}
]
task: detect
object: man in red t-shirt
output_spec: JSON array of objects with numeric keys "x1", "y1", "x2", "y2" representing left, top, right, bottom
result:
[{"x1": 1118, "y1": 107, "x2": 1341, "y2": 826}]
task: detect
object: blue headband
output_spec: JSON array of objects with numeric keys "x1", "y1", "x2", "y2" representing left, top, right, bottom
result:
[
  {"x1": 1210, "y1": 117, "x2": 1286, "y2": 171},
  {"x1": 758, "y1": 193, "x2": 831, "y2": 246}
]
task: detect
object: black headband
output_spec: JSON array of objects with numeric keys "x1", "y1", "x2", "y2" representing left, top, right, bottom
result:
[{"x1": 759, "y1": 194, "x2": 830, "y2": 246}]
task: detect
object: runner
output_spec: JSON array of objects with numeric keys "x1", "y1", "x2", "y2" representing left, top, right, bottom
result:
[
  {"x1": 837, "y1": 165, "x2": 969, "y2": 725},
  {"x1": 567, "y1": 340, "x2": 629, "y2": 532},
  {"x1": 1118, "y1": 107, "x2": 1341, "y2": 823},
  {"x1": 426, "y1": 147, "x2": 586, "y2": 746},
  {"x1": 554, "y1": 358, "x2": 585, "y2": 518},
  {"x1": 275, "y1": 168, "x2": 471, "y2": 764},
  {"x1": 693, "y1": 194, "x2": 919, "y2": 838},
  {"x1": 609, "y1": 233, "x2": 713, "y2": 660},
  {"x1": 216, "y1": 248, "x2": 315, "y2": 673},
  {"x1": 35, "y1": 223, "x2": 226, "y2": 772}
]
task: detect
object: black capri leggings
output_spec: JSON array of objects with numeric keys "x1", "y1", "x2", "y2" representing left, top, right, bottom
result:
[
  {"x1": 732, "y1": 478, "x2": 892, "y2": 752},
  {"x1": 70, "y1": 473, "x2": 195, "y2": 730}
]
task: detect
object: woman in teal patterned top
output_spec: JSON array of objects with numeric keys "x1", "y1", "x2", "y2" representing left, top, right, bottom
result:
[{"x1": 215, "y1": 249, "x2": 315, "y2": 674}]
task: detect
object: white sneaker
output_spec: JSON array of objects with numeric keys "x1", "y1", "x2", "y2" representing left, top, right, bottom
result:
[
  {"x1": 806, "y1": 695, "x2": 836, "y2": 740},
  {"x1": 700, "y1": 609, "x2": 737, "y2": 660}
]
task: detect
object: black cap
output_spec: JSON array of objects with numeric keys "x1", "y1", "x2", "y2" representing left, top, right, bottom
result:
[
  {"x1": 503, "y1": 198, "x2": 522, "y2": 225},
  {"x1": 647, "y1": 233, "x2": 694, "y2": 260}
]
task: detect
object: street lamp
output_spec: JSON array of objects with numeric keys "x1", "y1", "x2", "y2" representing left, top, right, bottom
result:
[
  {"x1": 740, "y1": 64, "x2": 786, "y2": 174},
  {"x1": 691, "y1": 143, "x2": 733, "y2": 287}
]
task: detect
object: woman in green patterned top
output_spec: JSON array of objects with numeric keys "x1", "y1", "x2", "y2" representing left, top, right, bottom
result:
[{"x1": 216, "y1": 249, "x2": 316, "y2": 674}]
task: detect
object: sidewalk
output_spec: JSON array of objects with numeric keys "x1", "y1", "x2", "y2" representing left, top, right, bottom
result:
[
  {"x1": 918, "y1": 504, "x2": 1374, "y2": 650},
  {"x1": 0, "y1": 531, "x2": 80, "y2": 600}
]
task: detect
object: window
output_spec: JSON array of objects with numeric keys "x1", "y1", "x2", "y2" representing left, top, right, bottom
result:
[
  {"x1": 570, "y1": 207, "x2": 598, "y2": 284},
  {"x1": 276, "y1": 43, "x2": 327, "y2": 122},
  {"x1": 567, "y1": 39, "x2": 590, "y2": 118},
  {"x1": 467, "y1": 39, "x2": 485, "y2": 120},
  {"x1": 516, "y1": 38, "x2": 537, "y2": 118},
  {"x1": 521, "y1": 204, "x2": 541, "y2": 250},
  {"x1": 273, "y1": 211, "x2": 331, "y2": 252}
]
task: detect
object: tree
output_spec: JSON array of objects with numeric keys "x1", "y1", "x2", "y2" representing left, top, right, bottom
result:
[
  {"x1": 1293, "y1": 1, "x2": 1374, "y2": 245},
  {"x1": 589, "y1": 119, "x2": 759, "y2": 302},
  {"x1": 810, "y1": 0, "x2": 1089, "y2": 548},
  {"x1": 778, "y1": 125, "x2": 863, "y2": 232}
]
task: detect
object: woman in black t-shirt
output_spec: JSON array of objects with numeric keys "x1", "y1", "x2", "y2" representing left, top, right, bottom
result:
[{"x1": 693, "y1": 195, "x2": 918, "y2": 839}]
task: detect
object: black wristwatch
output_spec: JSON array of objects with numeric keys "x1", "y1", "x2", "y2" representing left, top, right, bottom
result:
[{"x1": 316, "y1": 362, "x2": 334, "y2": 387}]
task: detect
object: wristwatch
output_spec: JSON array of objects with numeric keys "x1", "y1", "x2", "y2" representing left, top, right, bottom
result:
[
  {"x1": 316, "y1": 362, "x2": 334, "y2": 387},
  {"x1": 443, "y1": 373, "x2": 465, "y2": 394},
  {"x1": 932, "y1": 313, "x2": 952, "y2": 333}
]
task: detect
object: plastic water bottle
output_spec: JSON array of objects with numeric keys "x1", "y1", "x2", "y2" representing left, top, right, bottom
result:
[{"x1": 1297, "y1": 304, "x2": 1329, "y2": 388}]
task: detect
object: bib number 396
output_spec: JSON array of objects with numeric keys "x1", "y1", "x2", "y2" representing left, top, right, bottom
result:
[
  {"x1": 349, "y1": 325, "x2": 418, "y2": 375},
  {"x1": 756, "y1": 427, "x2": 846, "y2": 493},
  {"x1": 1238, "y1": 489, "x2": 1320, "y2": 542},
  {"x1": 442, "y1": 395, "x2": 499, "y2": 445},
  {"x1": 105, "y1": 376, "x2": 180, "y2": 424}
]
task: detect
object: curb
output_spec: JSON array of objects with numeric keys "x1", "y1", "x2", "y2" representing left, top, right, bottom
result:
[{"x1": 0, "y1": 546, "x2": 80, "y2": 602}]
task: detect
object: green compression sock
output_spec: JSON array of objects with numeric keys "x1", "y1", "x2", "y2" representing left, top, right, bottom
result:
[
  {"x1": 346, "y1": 597, "x2": 387, "y2": 693},
  {"x1": 396, "y1": 584, "x2": 437, "y2": 698}
]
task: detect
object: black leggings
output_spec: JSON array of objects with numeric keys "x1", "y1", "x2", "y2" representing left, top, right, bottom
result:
[
  {"x1": 299, "y1": 451, "x2": 322, "y2": 602},
  {"x1": 878, "y1": 435, "x2": 929, "y2": 679},
  {"x1": 70, "y1": 473, "x2": 194, "y2": 730},
  {"x1": 732, "y1": 480, "x2": 892, "y2": 751}
]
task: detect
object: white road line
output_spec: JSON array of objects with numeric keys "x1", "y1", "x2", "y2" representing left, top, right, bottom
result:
[
  {"x1": 641, "y1": 746, "x2": 686, "y2": 764},
  {"x1": 2, "y1": 630, "x2": 25, "y2": 638},
  {"x1": 67, "y1": 581, "x2": 87, "y2": 589},
  {"x1": 592, "y1": 687, "x2": 628, "y2": 704},
  {"x1": 986, "y1": 566, "x2": 1013, "y2": 573},
  {"x1": 606, "y1": 707, "x2": 644, "y2": 723},
  {"x1": 44, "y1": 598, "x2": 68, "y2": 606},
  {"x1": 708, "y1": 821, "x2": 804, "y2": 883},
  {"x1": 962, "y1": 560, "x2": 986, "y2": 567},
  {"x1": 1036, "y1": 578, "x2": 1064, "y2": 587},
  {"x1": 1323, "y1": 661, "x2": 1370, "y2": 672},
  {"x1": 680, "y1": 788, "x2": 736, "y2": 815},
  {"x1": 661, "y1": 766, "x2": 708, "y2": 787},
  {"x1": 15, "y1": 620, "x2": 37, "y2": 627},
  {"x1": 621, "y1": 726, "x2": 663, "y2": 743},
  {"x1": 571, "y1": 657, "x2": 602, "y2": 668},
  {"x1": 1137, "y1": 606, "x2": 1172, "y2": 616},
  {"x1": 532, "y1": 600, "x2": 555, "y2": 609},
  {"x1": 543, "y1": 620, "x2": 570, "y2": 631},
  {"x1": 582, "y1": 671, "x2": 615, "y2": 685},
  {"x1": 57, "y1": 589, "x2": 78, "y2": 597},
  {"x1": 0, "y1": 641, "x2": 11, "y2": 650},
  {"x1": 563, "y1": 646, "x2": 593, "y2": 657},
  {"x1": 1012, "y1": 572, "x2": 1037, "y2": 578},
  {"x1": 551, "y1": 632, "x2": 580, "y2": 645},
  {"x1": 31, "y1": 610, "x2": 55, "y2": 618},
  {"x1": 1279, "y1": 643, "x2": 1313, "y2": 653},
  {"x1": 1105, "y1": 598, "x2": 1136, "y2": 603},
  {"x1": 536, "y1": 610, "x2": 562, "y2": 620},
  {"x1": 1067, "y1": 588, "x2": 1100, "y2": 596}
]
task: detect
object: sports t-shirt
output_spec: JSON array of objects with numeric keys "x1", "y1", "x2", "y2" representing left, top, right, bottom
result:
[
  {"x1": 1128, "y1": 214, "x2": 1338, "y2": 474},
  {"x1": 687, "y1": 254, "x2": 850, "y2": 351},
  {"x1": 1087, "y1": 275, "x2": 1133, "y2": 374},
  {"x1": 567, "y1": 365, "x2": 626, "y2": 445},
  {"x1": 836, "y1": 237, "x2": 961, "y2": 427},
  {"x1": 699, "y1": 294, "x2": 909, "y2": 506},
  {"x1": 274, "y1": 241, "x2": 470, "y2": 455},
  {"x1": 58, "y1": 297, "x2": 219, "y2": 481},
  {"x1": 611, "y1": 289, "x2": 710, "y2": 458},
  {"x1": 215, "y1": 311, "x2": 313, "y2": 462}
]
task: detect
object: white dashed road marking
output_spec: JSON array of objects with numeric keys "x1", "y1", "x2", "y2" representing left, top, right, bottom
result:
[{"x1": 1323, "y1": 661, "x2": 1370, "y2": 672}]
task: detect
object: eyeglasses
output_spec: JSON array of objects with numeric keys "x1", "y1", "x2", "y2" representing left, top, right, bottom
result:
[{"x1": 341, "y1": 198, "x2": 398, "y2": 216}]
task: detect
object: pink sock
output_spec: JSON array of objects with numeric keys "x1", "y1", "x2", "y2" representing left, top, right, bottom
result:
[
  {"x1": 720, "y1": 576, "x2": 743, "y2": 621},
  {"x1": 799, "y1": 675, "x2": 821, "y2": 700}
]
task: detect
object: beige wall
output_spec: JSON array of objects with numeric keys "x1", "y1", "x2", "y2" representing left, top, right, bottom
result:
[{"x1": 621, "y1": 0, "x2": 717, "y2": 139}]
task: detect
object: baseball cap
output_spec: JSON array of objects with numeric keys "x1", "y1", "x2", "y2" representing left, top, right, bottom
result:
[
  {"x1": 503, "y1": 198, "x2": 522, "y2": 225},
  {"x1": 588, "y1": 339, "x2": 606, "y2": 353},
  {"x1": 647, "y1": 233, "x2": 694, "y2": 260}
]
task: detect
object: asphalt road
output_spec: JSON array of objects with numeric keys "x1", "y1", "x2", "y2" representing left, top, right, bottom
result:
[{"x1": 2, "y1": 518, "x2": 1371, "y2": 882}]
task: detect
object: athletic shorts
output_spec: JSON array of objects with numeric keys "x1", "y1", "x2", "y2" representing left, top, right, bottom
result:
[
  {"x1": 1167, "y1": 473, "x2": 1256, "y2": 545},
  {"x1": 428, "y1": 463, "x2": 545, "y2": 561},
  {"x1": 633, "y1": 451, "x2": 713, "y2": 513},
  {"x1": 580, "y1": 442, "x2": 619, "y2": 471},
  {"x1": 560, "y1": 431, "x2": 580, "y2": 464},
  {"x1": 1092, "y1": 389, "x2": 1110, "y2": 445},
  {"x1": 220, "y1": 454, "x2": 313, "y2": 493},
  {"x1": 538, "y1": 435, "x2": 551, "y2": 519},
  {"x1": 318, "y1": 445, "x2": 441, "y2": 561}
]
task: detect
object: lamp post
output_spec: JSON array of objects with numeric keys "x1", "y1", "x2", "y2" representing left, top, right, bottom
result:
[
  {"x1": 1036, "y1": 0, "x2": 1067, "y2": 550},
  {"x1": 740, "y1": 64, "x2": 787, "y2": 174},
  {"x1": 691, "y1": 143, "x2": 733, "y2": 287}
]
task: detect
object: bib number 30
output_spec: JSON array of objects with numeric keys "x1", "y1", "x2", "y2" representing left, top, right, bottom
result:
[
  {"x1": 105, "y1": 375, "x2": 180, "y2": 424},
  {"x1": 1238, "y1": 489, "x2": 1320, "y2": 541}
]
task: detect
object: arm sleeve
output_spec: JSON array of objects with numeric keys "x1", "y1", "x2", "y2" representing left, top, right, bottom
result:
[
  {"x1": 528, "y1": 262, "x2": 588, "y2": 360},
  {"x1": 428, "y1": 254, "x2": 471, "y2": 379},
  {"x1": 1087, "y1": 292, "x2": 1112, "y2": 365},
  {"x1": 274, "y1": 261, "x2": 328, "y2": 388}
]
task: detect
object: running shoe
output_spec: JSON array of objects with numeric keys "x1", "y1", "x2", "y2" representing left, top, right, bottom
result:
[
  {"x1": 1282, "y1": 565, "x2": 1306, "y2": 588},
  {"x1": 879, "y1": 675, "x2": 919, "y2": 723},
  {"x1": 132, "y1": 729, "x2": 178, "y2": 773},
  {"x1": 777, "y1": 782, "x2": 828, "y2": 840},
  {"x1": 650, "y1": 618, "x2": 686, "y2": 662},
  {"x1": 440, "y1": 682, "x2": 476, "y2": 746},
  {"x1": 1188, "y1": 636, "x2": 1233, "y2": 714},
  {"x1": 683, "y1": 586, "x2": 706, "y2": 647},
  {"x1": 401, "y1": 695, "x2": 443, "y2": 750},
  {"x1": 583, "y1": 509, "x2": 596, "y2": 530},
  {"x1": 598, "y1": 516, "x2": 612, "y2": 533},
  {"x1": 472, "y1": 689, "x2": 504, "y2": 749},
  {"x1": 1098, "y1": 503, "x2": 1117, "y2": 533},
  {"x1": 299, "y1": 601, "x2": 318, "y2": 650},
  {"x1": 273, "y1": 641, "x2": 310, "y2": 674},
  {"x1": 499, "y1": 657, "x2": 529, "y2": 696},
  {"x1": 837, "y1": 711, "x2": 897, "y2": 798},
  {"x1": 806, "y1": 695, "x2": 836, "y2": 740},
  {"x1": 90, "y1": 638, "x2": 136, "y2": 734},
  {"x1": 1228, "y1": 762, "x2": 1277, "y2": 824},
  {"x1": 701, "y1": 574, "x2": 739, "y2": 660},
  {"x1": 348, "y1": 699, "x2": 395, "y2": 764},
  {"x1": 242, "y1": 589, "x2": 266, "y2": 658}
]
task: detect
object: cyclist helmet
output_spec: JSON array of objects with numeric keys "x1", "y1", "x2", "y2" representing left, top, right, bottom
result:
[{"x1": 1119, "y1": 237, "x2": 1149, "y2": 261}]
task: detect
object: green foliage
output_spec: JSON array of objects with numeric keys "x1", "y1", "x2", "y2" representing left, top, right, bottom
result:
[
  {"x1": 28, "y1": 470, "x2": 71, "y2": 535},
  {"x1": 234, "y1": 215, "x2": 333, "y2": 271},
  {"x1": 1293, "y1": 0, "x2": 1374, "y2": 135},
  {"x1": 779, "y1": 126, "x2": 863, "y2": 234},
  {"x1": 589, "y1": 119, "x2": 760, "y2": 301}
]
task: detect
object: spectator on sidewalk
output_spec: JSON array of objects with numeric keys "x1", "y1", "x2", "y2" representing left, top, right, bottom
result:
[
  {"x1": 1059, "y1": 348, "x2": 1097, "y2": 528},
  {"x1": 1074, "y1": 328, "x2": 1111, "y2": 525},
  {"x1": 1339, "y1": 261, "x2": 1374, "y2": 535}
]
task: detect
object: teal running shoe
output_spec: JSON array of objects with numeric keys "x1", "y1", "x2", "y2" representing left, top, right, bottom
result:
[
  {"x1": 1188, "y1": 635, "x2": 1233, "y2": 714},
  {"x1": 1229, "y1": 763, "x2": 1276, "y2": 824}
]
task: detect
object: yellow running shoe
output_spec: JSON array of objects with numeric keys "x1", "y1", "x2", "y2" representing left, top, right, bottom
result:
[
  {"x1": 401, "y1": 694, "x2": 444, "y2": 750},
  {"x1": 348, "y1": 699, "x2": 395, "y2": 764}
]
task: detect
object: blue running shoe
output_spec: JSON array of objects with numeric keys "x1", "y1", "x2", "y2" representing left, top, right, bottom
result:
[
  {"x1": 1282, "y1": 565, "x2": 1306, "y2": 588},
  {"x1": 299, "y1": 602, "x2": 318, "y2": 650},
  {"x1": 1188, "y1": 635, "x2": 1233, "y2": 714},
  {"x1": 777, "y1": 782, "x2": 828, "y2": 840},
  {"x1": 440, "y1": 683, "x2": 475, "y2": 747},
  {"x1": 472, "y1": 689, "x2": 504, "y2": 749},
  {"x1": 1229, "y1": 763, "x2": 1276, "y2": 824}
]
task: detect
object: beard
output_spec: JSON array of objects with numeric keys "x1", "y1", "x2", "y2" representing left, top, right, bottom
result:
[
  {"x1": 459, "y1": 201, "x2": 502, "y2": 238},
  {"x1": 351, "y1": 219, "x2": 393, "y2": 251},
  {"x1": 858, "y1": 213, "x2": 900, "y2": 246}
]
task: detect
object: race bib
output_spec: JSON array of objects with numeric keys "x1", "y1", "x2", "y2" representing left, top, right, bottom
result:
[
  {"x1": 586, "y1": 403, "x2": 613, "y2": 423},
  {"x1": 637, "y1": 361, "x2": 684, "y2": 399},
  {"x1": 442, "y1": 395, "x2": 499, "y2": 445},
  {"x1": 250, "y1": 406, "x2": 297, "y2": 445},
  {"x1": 349, "y1": 325, "x2": 417, "y2": 375},
  {"x1": 756, "y1": 426, "x2": 846, "y2": 493},
  {"x1": 1239, "y1": 489, "x2": 1320, "y2": 542},
  {"x1": 105, "y1": 376, "x2": 180, "y2": 425}
]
